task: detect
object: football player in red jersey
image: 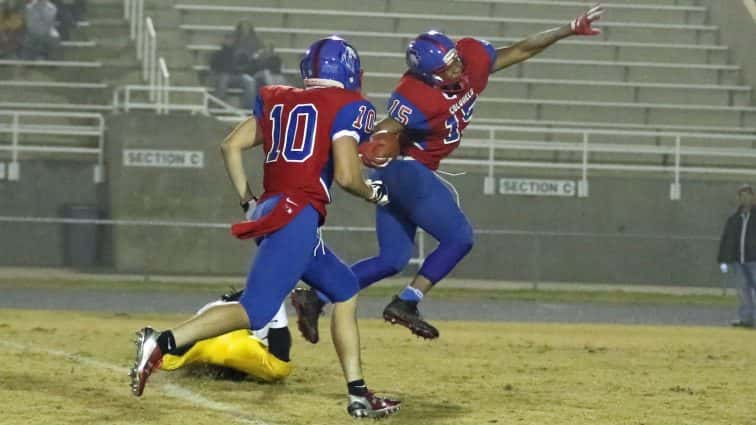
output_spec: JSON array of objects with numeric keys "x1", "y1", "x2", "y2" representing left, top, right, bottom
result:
[
  {"x1": 130, "y1": 36, "x2": 400, "y2": 419},
  {"x1": 292, "y1": 5, "x2": 604, "y2": 341}
]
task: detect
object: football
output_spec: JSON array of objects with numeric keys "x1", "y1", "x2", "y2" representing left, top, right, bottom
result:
[{"x1": 358, "y1": 130, "x2": 402, "y2": 168}]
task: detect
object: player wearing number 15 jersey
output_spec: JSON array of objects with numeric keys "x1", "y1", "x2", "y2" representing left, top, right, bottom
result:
[
  {"x1": 292, "y1": 5, "x2": 605, "y2": 342},
  {"x1": 130, "y1": 36, "x2": 400, "y2": 419}
]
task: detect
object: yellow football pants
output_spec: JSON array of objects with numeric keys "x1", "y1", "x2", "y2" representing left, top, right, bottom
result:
[{"x1": 160, "y1": 329, "x2": 292, "y2": 382}]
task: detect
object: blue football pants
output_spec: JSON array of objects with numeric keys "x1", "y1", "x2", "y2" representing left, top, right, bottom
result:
[
  {"x1": 352, "y1": 159, "x2": 474, "y2": 288},
  {"x1": 239, "y1": 197, "x2": 360, "y2": 330}
]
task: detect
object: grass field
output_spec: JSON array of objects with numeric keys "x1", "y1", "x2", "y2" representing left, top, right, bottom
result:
[{"x1": 1, "y1": 308, "x2": 754, "y2": 425}]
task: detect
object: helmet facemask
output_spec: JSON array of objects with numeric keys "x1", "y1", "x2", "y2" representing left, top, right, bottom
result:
[{"x1": 430, "y1": 52, "x2": 468, "y2": 94}]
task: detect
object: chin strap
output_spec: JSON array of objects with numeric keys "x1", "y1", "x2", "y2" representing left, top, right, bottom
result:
[{"x1": 303, "y1": 78, "x2": 344, "y2": 89}]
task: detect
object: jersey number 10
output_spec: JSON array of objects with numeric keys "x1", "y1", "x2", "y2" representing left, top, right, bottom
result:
[{"x1": 266, "y1": 103, "x2": 318, "y2": 163}]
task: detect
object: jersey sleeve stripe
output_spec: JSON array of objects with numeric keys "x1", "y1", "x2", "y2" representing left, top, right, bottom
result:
[
  {"x1": 332, "y1": 129, "x2": 361, "y2": 143},
  {"x1": 319, "y1": 177, "x2": 332, "y2": 202}
]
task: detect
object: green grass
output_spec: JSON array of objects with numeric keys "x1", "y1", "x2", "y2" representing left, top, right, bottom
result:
[
  {"x1": 0, "y1": 277, "x2": 736, "y2": 306},
  {"x1": 0, "y1": 309, "x2": 754, "y2": 425}
]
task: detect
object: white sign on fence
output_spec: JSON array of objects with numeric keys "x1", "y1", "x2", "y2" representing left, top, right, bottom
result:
[
  {"x1": 123, "y1": 149, "x2": 205, "y2": 168},
  {"x1": 499, "y1": 178, "x2": 576, "y2": 197}
]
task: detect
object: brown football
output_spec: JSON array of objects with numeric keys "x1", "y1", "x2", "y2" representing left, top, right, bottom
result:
[{"x1": 358, "y1": 130, "x2": 402, "y2": 168}]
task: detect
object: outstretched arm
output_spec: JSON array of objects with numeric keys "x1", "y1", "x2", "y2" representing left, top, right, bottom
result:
[{"x1": 491, "y1": 4, "x2": 604, "y2": 73}]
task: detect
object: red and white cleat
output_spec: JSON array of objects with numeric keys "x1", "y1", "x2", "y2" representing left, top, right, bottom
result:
[
  {"x1": 347, "y1": 391, "x2": 401, "y2": 419},
  {"x1": 129, "y1": 326, "x2": 164, "y2": 397}
]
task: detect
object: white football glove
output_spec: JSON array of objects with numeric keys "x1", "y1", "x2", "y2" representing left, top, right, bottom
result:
[
  {"x1": 719, "y1": 263, "x2": 729, "y2": 274},
  {"x1": 366, "y1": 179, "x2": 389, "y2": 206},
  {"x1": 241, "y1": 198, "x2": 257, "y2": 221}
]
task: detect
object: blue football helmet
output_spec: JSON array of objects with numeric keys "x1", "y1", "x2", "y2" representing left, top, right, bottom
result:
[
  {"x1": 406, "y1": 30, "x2": 465, "y2": 92},
  {"x1": 300, "y1": 36, "x2": 363, "y2": 91}
]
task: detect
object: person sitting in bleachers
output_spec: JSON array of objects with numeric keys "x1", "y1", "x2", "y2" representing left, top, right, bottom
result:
[
  {"x1": 21, "y1": 0, "x2": 60, "y2": 60},
  {"x1": 252, "y1": 45, "x2": 289, "y2": 88},
  {"x1": 52, "y1": 0, "x2": 75, "y2": 41},
  {"x1": 210, "y1": 20, "x2": 263, "y2": 109},
  {"x1": 58, "y1": 0, "x2": 85, "y2": 22},
  {"x1": 0, "y1": 0, "x2": 24, "y2": 58}
]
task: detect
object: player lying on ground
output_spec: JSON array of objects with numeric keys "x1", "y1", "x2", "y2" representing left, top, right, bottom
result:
[
  {"x1": 130, "y1": 36, "x2": 400, "y2": 419},
  {"x1": 160, "y1": 291, "x2": 292, "y2": 382},
  {"x1": 292, "y1": 4, "x2": 605, "y2": 341}
]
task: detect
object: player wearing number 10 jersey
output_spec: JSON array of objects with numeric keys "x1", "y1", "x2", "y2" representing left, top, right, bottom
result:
[{"x1": 130, "y1": 36, "x2": 400, "y2": 419}]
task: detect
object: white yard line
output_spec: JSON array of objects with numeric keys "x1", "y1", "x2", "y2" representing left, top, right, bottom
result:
[{"x1": 0, "y1": 340, "x2": 274, "y2": 425}]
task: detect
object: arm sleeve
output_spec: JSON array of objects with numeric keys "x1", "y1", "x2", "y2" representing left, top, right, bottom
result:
[
  {"x1": 458, "y1": 37, "x2": 497, "y2": 72},
  {"x1": 717, "y1": 217, "x2": 732, "y2": 263},
  {"x1": 386, "y1": 91, "x2": 427, "y2": 130},
  {"x1": 330, "y1": 99, "x2": 376, "y2": 143},
  {"x1": 252, "y1": 94, "x2": 264, "y2": 120},
  {"x1": 477, "y1": 38, "x2": 497, "y2": 71}
]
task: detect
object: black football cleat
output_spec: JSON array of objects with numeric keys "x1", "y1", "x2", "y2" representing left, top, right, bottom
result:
[
  {"x1": 221, "y1": 288, "x2": 243, "y2": 302},
  {"x1": 383, "y1": 296, "x2": 439, "y2": 339},
  {"x1": 290, "y1": 287, "x2": 325, "y2": 344},
  {"x1": 347, "y1": 391, "x2": 401, "y2": 419}
]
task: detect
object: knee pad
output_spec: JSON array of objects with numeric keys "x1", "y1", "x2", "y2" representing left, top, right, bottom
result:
[
  {"x1": 454, "y1": 235, "x2": 474, "y2": 258},
  {"x1": 380, "y1": 246, "x2": 412, "y2": 275},
  {"x1": 454, "y1": 222, "x2": 475, "y2": 256}
]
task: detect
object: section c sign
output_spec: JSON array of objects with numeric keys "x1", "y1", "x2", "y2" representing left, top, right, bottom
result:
[
  {"x1": 499, "y1": 178, "x2": 576, "y2": 197},
  {"x1": 123, "y1": 149, "x2": 205, "y2": 168}
]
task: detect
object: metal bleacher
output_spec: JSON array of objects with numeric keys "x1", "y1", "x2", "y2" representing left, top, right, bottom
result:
[
  {"x1": 168, "y1": 0, "x2": 756, "y2": 185},
  {"x1": 3, "y1": 0, "x2": 753, "y2": 184},
  {"x1": 174, "y1": 1, "x2": 756, "y2": 132},
  {"x1": 0, "y1": 5, "x2": 119, "y2": 182}
]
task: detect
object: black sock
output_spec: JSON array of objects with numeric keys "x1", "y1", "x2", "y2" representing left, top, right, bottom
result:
[
  {"x1": 267, "y1": 327, "x2": 292, "y2": 362},
  {"x1": 156, "y1": 330, "x2": 176, "y2": 354},
  {"x1": 348, "y1": 379, "x2": 368, "y2": 397}
]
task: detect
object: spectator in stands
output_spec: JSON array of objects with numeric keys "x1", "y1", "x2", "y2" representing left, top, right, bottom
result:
[
  {"x1": 718, "y1": 183, "x2": 756, "y2": 328},
  {"x1": 52, "y1": 0, "x2": 76, "y2": 41},
  {"x1": 22, "y1": 0, "x2": 61, "y2": 60},
  {"x1": 230, "y1": 19, "x2": 262, "y2": 75},
  {"x1": 211, "y1": 33, "x2": 258, "y2": 109},
  {"x1": 52, "y1": 0, "x2": 85, "y2": 40},
  {"x1": 60, "y1": 0, "x2": 84, "y2": 21},
  {"x1": 252, "y1": 44, "x2": 289, "y2": 88},
  {"x1": 0, "y1": 0, "x2": 24, "y2": 58}
]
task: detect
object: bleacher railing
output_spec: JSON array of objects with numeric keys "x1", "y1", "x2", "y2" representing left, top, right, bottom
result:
[
  {"x1": 124, "y1": 0, "x2": 143, "y2": 46},
  {"x1": 143, "y1": 17, "x2": 157, "y2": 100},
  {"x1": 156, "y1": 59, "x2": 171, "y2": 114},
  {"x1": 0, "y1": 111, "x2": 105, "y2": 183},
  {"x1": 461, "y1": 125, "x2": 756, "y2": 200},
  {"x1": 109, "y1": 83, "x2": 755, "y2": 198},
  {"x1": 113, "y1": 85, "x2": 244, "y2": 117},
  {"x1": 124, "y1": 0, "x2": 170, "y2": 109}
]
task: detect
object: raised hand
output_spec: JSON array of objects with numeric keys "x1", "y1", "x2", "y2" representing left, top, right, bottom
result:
[{"x1": 570, "y1": 4, "x2": 604, "y2": 36}]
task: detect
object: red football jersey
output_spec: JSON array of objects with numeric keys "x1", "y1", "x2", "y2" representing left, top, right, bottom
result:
[
  {"x1": 254, "y1": 85, "x2": 376, "y2": 218},
  {"x1": 387, "y1": 38, "x2": 495, "y2": 170}
]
